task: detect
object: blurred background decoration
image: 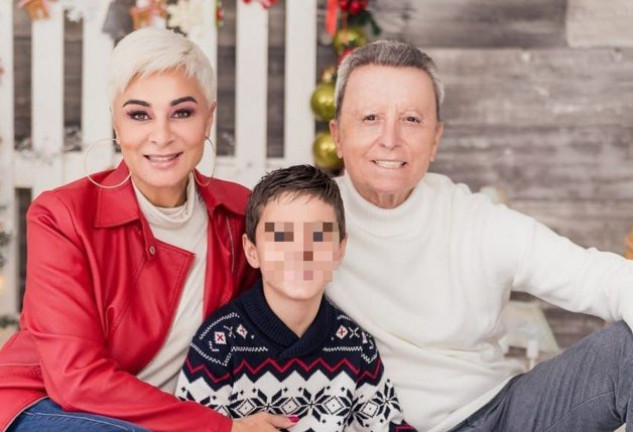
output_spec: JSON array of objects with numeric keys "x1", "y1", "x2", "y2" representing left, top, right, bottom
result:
[{"x1": 310, "y1": 0, "x2": 380, "y2": 173}]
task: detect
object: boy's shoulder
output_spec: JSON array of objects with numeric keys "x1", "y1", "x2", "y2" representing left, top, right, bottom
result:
[
  {"x1": 190, "y1": 300, "x2": 254, "y2": 353},
  {"x1": 325, "y1": 298, "x2": 371, "y2": 336},
  {"x1": 196, "y1": 301, "x2": 244, "y2": 339},
  {"x1": 323, "y1": 297, "x2": 379, "y2": 359}
]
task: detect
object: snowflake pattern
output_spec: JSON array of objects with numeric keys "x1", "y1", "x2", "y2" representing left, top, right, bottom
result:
[
  {"x1": 214, "y1": 331, "x2": 227, "y2": 345},
  {"x1": 223, "y1": 385, "x2": 356, "y2": 427},
  {"x1": 335, "y1": 325, "x2": 349, "y2": 339},
  {"x1": 351, "y1": 381, "x2": 403, "y2": 429},
  {"x1": 178, "y1": 290, "x2": 416, "y2": 431},
  {"x1": 237, "y1": 324, "x2": 248, "y2": 338}
]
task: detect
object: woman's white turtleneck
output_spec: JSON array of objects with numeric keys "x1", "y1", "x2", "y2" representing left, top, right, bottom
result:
[{"x1": 134, "y1": 174, "x2": 208, "y2": 393}]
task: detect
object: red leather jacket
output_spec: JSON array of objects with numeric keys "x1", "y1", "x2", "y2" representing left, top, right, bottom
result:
[{"x1": 0, "y1": 164, "x2": 259, "y2": 432}]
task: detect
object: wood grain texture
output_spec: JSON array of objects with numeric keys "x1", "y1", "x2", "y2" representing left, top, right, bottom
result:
[
  {"x1": 267, "y1": 0, "x2": 286, "y2": 158},
  {"x1": 567, "y1": 0, "x2": 633, "y2": 47},
  {"x1": 369, "y1": 0, "x2": 567, "y2": 48},
  {"x1": 428, "y1": 48, "x2": 633, "y2": 128}
]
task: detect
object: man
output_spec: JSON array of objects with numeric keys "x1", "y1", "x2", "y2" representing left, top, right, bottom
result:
[{"x1": 327, "y1": 39, "x2": 633, "y2": 432}]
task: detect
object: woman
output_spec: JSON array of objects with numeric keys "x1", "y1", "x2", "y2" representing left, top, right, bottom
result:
[{"x1": 0, "y1": 28, "x2": 295, "y2": 432}]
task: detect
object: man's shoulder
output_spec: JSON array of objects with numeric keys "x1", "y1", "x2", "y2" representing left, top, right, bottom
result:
[
  {"x1": 423, "y1": 172, "x2": 472, "y2": 195},
  {"x1": 424, "y1": 172, "x2": 505, "y2": 213}
]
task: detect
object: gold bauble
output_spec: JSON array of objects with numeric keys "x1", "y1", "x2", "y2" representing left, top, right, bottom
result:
[
  {"x1": 312, "y1": 131, "x2": 343, "y2": 171},
  {"x1": 310, "y1": 82, "x2": 336, "y2": 122},
  {"x1": 332, "y1": 26, "x2": 367, "y2": 55},
  {"x1": 320, "y1": 64, "x2": 338, "y2": 84}
]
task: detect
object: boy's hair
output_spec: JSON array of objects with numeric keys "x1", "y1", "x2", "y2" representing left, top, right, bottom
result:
[{"x1": 246, "y1": 165, "x2": 346, "y2": 243}]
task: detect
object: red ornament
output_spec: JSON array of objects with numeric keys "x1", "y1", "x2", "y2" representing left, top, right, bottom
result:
[
  {"x1": 349, "y1": 0, "x2": 368, "y2": 15},
  {"x1": 242, "y1": 0, "x2": 277, "y2": 8},
  {"x1": 215, "y1": 0, "x2": 224, "y2": 27},
  {"x1": 338, "y1": 47, "x2": 355, "y2": 64},
  {"x1": 338, "y1": 0, "x2": 350, "y2": 11}
]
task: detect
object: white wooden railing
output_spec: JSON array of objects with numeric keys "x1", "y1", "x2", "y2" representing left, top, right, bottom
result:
[{"x1": 0, "y1": 0, "x2": 317, "y2": 316}]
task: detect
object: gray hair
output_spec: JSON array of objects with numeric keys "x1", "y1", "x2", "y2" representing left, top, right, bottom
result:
[
  {"x1": 108, "y1": 27, "x2": 216, "y2": 108},
  {"x1": 335, "y1": 40, "x2": 445, "y2": 120}
]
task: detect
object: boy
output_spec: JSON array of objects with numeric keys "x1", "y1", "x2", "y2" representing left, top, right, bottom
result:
[{"x1": 176, "y1": 165, "x2": 416, "y2": 431}]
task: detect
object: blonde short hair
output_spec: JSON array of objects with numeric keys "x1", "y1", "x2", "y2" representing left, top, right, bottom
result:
[{"x1": 108, "y1": 27, "x2": 216, "y2": 107}]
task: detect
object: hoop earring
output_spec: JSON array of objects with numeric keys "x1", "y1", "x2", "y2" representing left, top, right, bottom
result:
[
  {"x1": 83, "y1": 138, "x2": 131, "y2": 189},
  {"x1": 194, "y1": 136, "x2": 216, "y2": 188}
]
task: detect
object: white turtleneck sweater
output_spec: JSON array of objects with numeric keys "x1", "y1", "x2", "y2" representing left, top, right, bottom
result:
[
  {"x1": 134, "y1": 174, "x2": 208, "y2": 393},
  {"x1": 327, "y1": 172, "x2": 633, "y2": 432}
]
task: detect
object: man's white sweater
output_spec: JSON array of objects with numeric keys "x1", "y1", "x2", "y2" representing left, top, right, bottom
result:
[{"x1": 327, "y1": 172, "x2": 633, "y2": 432}]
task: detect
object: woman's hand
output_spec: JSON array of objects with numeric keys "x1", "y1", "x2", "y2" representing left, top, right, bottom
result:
[{"x1": 231, "y1": 413, "x2": 298, "y2": 432}]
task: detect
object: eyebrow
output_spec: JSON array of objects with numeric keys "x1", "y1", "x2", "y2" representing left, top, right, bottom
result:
[
  {"x1": 121, "y1": 96, "x2": 198, "y2": 108},
  {"x1": 122, "y1": 99, "x2": 149, "y2": 108},
  {"x1": 171, "y1": 96, "x2": 198, "y2": 106}
]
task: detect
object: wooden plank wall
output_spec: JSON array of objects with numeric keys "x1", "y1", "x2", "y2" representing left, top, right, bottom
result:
[{"x1": 316, "y1": 0, "x2": 633, "y2": 347}]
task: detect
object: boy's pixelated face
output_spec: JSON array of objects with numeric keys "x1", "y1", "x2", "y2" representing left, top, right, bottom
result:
[{"x1": 242, "y1": 192, "x2": 346, "y2": 303}]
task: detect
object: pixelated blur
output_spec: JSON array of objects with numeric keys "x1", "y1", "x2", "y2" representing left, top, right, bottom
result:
[{"x1": 261, "y1": 221, "x2": 341, "y2": 282}]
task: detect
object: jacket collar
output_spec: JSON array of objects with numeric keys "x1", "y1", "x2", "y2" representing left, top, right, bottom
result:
[
  {"x1": 94, "y1": 162, "x2": 247, "y2": 229},
  {"x1": 238, "y1": 280, "x2": 336, "y2": 359}
]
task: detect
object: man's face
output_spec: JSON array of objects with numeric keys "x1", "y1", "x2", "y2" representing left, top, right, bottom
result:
[
  {"x1": 330, "y1": 65, "x2": 444, "y2": 209},
  {"x1": 243, "y1": 194, "x2": 346, "y2": 304}
]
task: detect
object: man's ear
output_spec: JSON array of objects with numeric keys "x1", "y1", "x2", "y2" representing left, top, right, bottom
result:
[
  {"x1": 329, "y1": 119, "x2": 343, "y2": 159},
  {"x1": 242, "y1": 233, "x2": 261, "y2": 269}
]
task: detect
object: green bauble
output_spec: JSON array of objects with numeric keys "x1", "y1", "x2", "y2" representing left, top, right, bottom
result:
[
  {"x1": 320, "y1": 64, "x2": 338, "y2": 84},
  {"x1": 312, "y1": 131, "x2": 343, "y2": 171},
  {"x1": 310, "y1": 82, "x2": 336, "y2": 122},
  {"x1": 332, "y1": 26, "x2": 367, "y2": 55}
]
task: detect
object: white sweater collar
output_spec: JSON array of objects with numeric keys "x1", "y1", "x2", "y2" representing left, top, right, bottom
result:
[
  {"x1": 133, "y1": 173, "x2": 198, "y2": 229},
  {"x1": 338, "y1": 173, "x2": 435, "y2": 238}
]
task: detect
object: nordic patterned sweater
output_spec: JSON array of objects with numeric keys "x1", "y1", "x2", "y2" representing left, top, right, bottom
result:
[{"x1": 176, "y1": 281, "x2": 416, "y2": 432}]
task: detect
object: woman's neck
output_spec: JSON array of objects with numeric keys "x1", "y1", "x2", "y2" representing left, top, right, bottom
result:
[{"x1": 133, "y1": 176, "x2": 189, "y2": 208}]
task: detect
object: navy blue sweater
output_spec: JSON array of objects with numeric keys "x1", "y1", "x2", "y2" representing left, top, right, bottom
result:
[{"x1": 176, "y1": 281, "x2": 416, "y2": 431}]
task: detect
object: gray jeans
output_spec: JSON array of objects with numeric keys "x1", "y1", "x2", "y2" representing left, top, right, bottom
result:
[{"x1": 451, "y1": 320, "x2": 632, "y2": 432}]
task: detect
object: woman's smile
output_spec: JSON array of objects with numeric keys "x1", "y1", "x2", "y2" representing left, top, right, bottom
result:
[{"x1": 144, "y1": 152, "x2": 184, "y2": 164}]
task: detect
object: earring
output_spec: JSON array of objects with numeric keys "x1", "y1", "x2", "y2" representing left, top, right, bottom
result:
[
  {"x1": 83, "y1": 138, "x2": 131, "y2": 189},
  {"x1": 194, "y1": 136, "x2": 216, "y2": 188}
]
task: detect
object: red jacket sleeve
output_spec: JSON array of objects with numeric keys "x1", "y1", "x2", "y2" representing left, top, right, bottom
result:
[{"x1": 22, "y1": 192, "x2": 232, "y2": 432}]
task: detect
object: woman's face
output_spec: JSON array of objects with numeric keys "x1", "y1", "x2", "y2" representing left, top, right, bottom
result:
[
  {"x1": 112, "y1": 69, "x2": 215, "y2": 207},
  {"x1": 330, "y1": 65, "x2": 443, "y2": 209}
]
